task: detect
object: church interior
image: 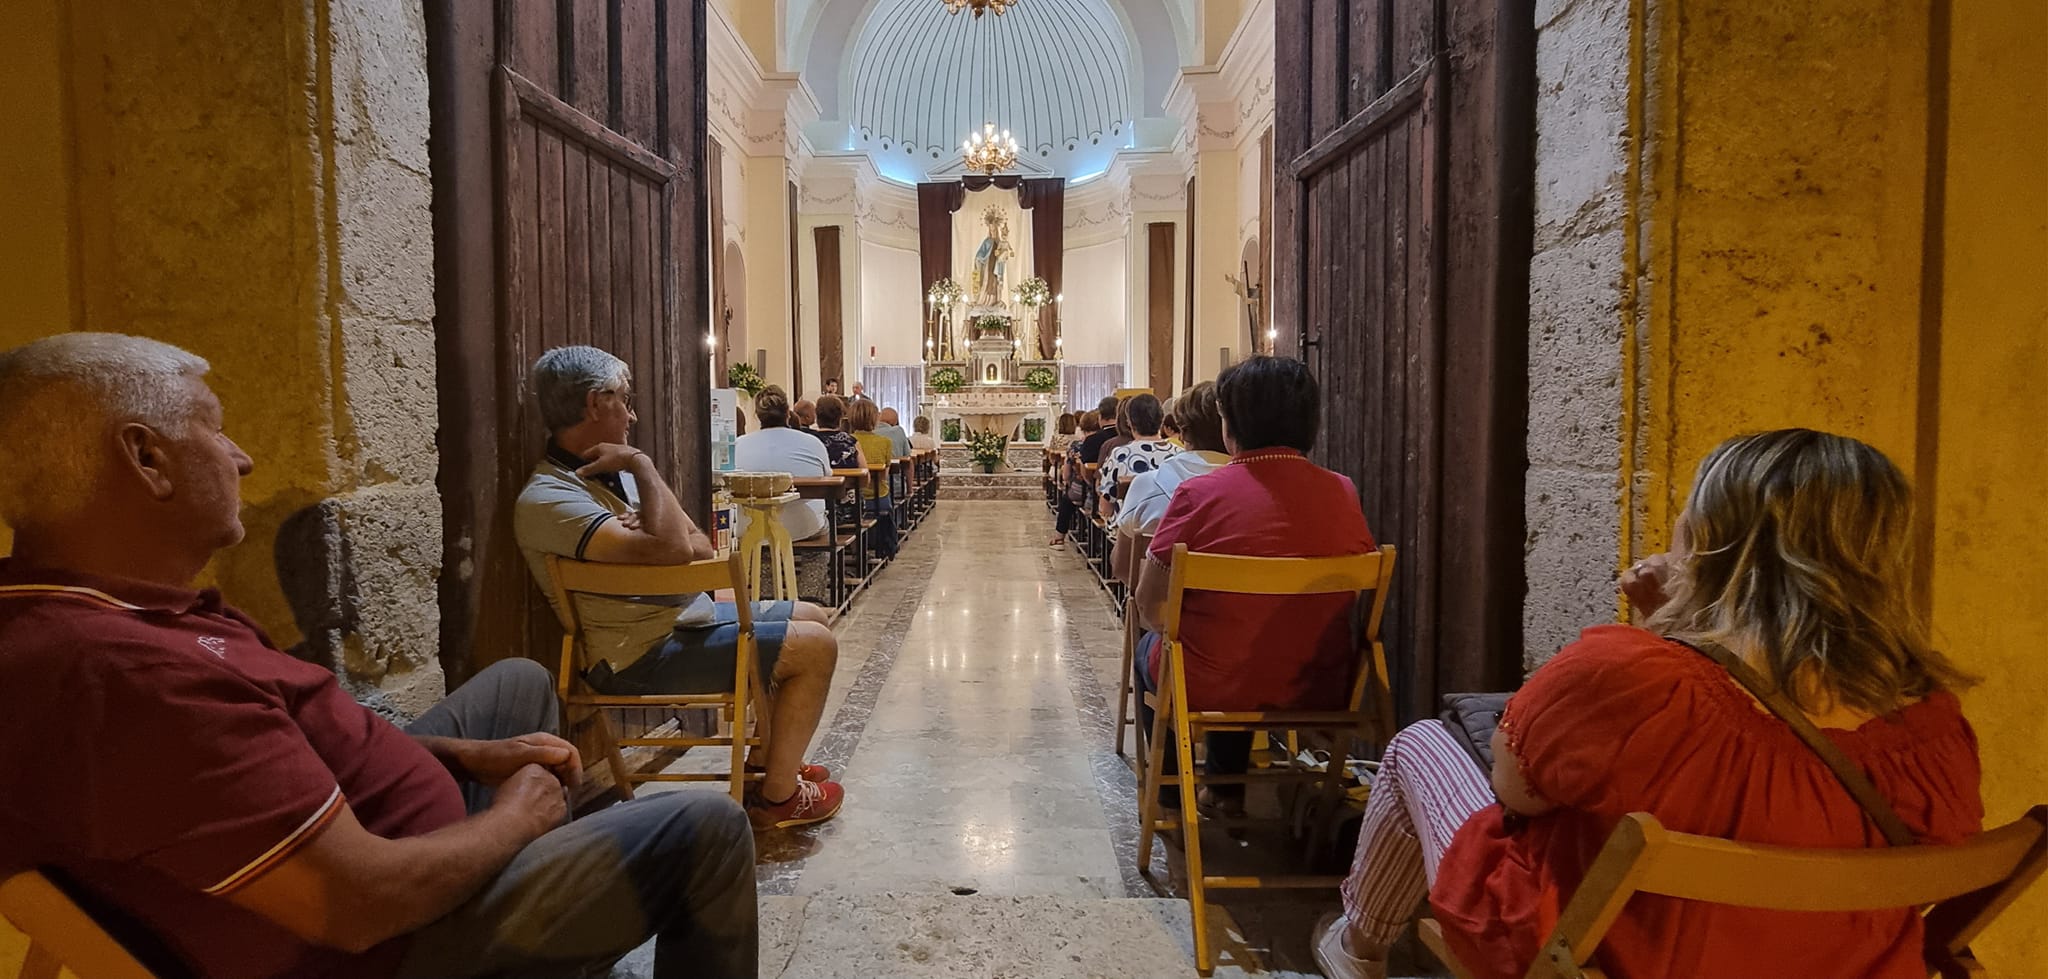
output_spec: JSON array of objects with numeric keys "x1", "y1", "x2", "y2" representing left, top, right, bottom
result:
[{"x1": 1, "y1": 0, "x2": 2044, "y2": 977}]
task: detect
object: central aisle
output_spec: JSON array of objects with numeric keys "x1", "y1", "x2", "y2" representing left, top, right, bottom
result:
[{"x1": 711, "y1": 501, "x2": 1320, "y2": 978}]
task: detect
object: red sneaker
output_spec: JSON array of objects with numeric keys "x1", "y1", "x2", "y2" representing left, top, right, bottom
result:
[
  {"x1": 748, "y1": 779, "x2": 845, "y2": 830},
  {"x1": 746, "y1": 761, "x2": 831, "y2": 783}
]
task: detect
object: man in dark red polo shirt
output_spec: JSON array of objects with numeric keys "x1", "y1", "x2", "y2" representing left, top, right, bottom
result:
[
  {"x1": 1133, "y1": 356, "x2": 1377, "y2": 810},
  {"x1": 0, "y1": 334, "x2": 755, "y2": 979}
]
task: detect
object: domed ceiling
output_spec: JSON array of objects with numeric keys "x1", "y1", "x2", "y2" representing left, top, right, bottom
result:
[{"x1": 839, "y1": 0, "x2": 1139, "y2": 184}]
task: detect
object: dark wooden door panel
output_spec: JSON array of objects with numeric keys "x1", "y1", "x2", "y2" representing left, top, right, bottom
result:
[
  {"x1": 1275, "y1": 0, "x2": 1529, "y2": 721},
  {"x1": 431, "y1": 0, "x2": 709, "y2": 683}
]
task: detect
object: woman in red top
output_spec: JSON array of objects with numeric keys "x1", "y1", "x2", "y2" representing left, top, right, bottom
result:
[{"x1": 1313, "y1": 429, "x2": 1982, "y2": 979}]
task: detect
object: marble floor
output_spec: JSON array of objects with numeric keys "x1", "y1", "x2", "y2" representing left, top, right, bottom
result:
[{"x1": 629, "y1": 501, "x2": 1357, "y2": 978}]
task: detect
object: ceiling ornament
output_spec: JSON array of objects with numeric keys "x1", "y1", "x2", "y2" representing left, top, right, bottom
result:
[
  {"x1": 961, "y1": 122, "x2": 1020, "y2": 175},
  {"x1": 942, "y1": 0, "x2": 1020, "y2": 16},
  {"x1": 846, "y1": 0, "x2": 1132, "y2": 181}
]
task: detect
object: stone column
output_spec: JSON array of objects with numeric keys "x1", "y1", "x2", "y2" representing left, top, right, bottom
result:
[{"x1": 6, "y1": 0, "x2": 446, "y2": 717}]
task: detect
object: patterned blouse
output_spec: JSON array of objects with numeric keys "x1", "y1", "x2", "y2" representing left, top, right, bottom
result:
[
  {"x1": 811, "y1": 428, "x2": 862, "y2": 470},
  {"x1": 1100, "y1": 438, "x2": 1182, "y2": 497}
]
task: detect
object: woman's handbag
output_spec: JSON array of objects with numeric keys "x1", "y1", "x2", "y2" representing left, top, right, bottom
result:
[{"x1": 1438, "y1": 692, "x2": 1510, "y2": 774}]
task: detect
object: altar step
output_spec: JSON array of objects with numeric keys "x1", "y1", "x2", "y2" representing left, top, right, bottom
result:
[
  {"x1": 940, "y1": 444, "x2": 1047, "y2": 472},
  {"x1": 937, "y1": 470, "x2": 1045, "y2": 501}
]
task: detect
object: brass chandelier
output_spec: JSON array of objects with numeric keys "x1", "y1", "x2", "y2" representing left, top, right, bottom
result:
[
  {"x1": 961, "y1": 122, "x2": 1019, "y2": 175},
  {"x1": 943, "y1": 0, "x2": 1019, "y2": 17}
]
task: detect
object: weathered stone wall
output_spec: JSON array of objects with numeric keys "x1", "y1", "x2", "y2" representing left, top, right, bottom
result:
[
  {"x1": 0, "y1": 0, "x2": 445, "y2": 718},
  {"x1": 1522, "y1": 0, "x2": 1632, "y2": 666},
  {"x1": 1525, "y1": 0, "x2": 1931, "y2": 669}
]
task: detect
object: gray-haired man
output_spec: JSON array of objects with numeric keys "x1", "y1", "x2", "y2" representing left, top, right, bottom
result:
[
  {"x1": 513, "y1": 345, "x2": 845, "y2": 830},
  {"x1": 0, "y1": 333, "x2": 756, "y2": 979}
]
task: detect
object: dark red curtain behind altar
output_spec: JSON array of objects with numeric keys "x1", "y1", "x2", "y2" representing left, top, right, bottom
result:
[{"x1": 918, "y1": 176, "x2": 1065, "y2": 359}]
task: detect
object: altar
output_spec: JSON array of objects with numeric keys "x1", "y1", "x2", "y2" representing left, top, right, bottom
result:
[{"x1": 920, "y1": 195, "x2": 1064, "y2": 467}]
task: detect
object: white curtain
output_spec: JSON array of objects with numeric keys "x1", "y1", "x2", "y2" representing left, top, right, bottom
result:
[
  {"x1": 1061, "y1": 364, "x2": 1124, "y2": 415},
  {"x1": 862, "y1": 365, "x2": 925, "y2": 418}
]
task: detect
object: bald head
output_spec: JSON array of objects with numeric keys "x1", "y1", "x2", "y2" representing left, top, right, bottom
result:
[
  {"x1": 792, "y1": 399, "x2": 816, "y2": 428},
  {"x1": 880, "y1": 407, "x2": 900, "y2": 426}
]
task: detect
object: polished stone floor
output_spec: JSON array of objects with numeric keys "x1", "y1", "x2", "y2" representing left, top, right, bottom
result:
[{"x1": 627, "y1": 502, "x2": 1345, "y2": 978}]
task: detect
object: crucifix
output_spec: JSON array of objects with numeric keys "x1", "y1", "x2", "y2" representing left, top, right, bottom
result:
[{"x1": 1225, "y1": 259, "x2": 1264, "y2": 354}]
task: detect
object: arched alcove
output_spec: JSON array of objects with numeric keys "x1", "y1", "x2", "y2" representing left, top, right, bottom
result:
[{"x1": 722, "y1": 240, "x2": 748, "y2": 375}]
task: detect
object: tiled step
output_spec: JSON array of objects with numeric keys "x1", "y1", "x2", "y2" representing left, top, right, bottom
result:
[
  {"x1": 937, "y1": 471, "x2": 1046, "y2": 500},
  {"x1": 940, "y1": 444, "x2": 1049, "y2": 471}
]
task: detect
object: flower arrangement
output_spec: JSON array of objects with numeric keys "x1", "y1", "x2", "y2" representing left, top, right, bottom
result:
[
  {"x1": 1022, "y1": 417, "x2": 1046, "y2": 442},
  {"x1": 1022, "y1": 365, "x2": 1058, "y2": 393},
  {"x1": 974, "y1": 314, "x2": 1009, "y2": 337},
  {"x1": 926, "y1": 277, "x2": 963, "y2": 308},
  {"x1": 725, "y1": 362, "x2": 765, "y2": 397},
  {"x1": 928, "y1": 365, "x2": 965, "y2": 393},
  {"x1": 966, "y1": 428, "x2": 1009, "y2": 472},
  {"x1": 940, "y1": 417, "x2": 963, "y2": 442},
  {"x1": 1015, "y1": 276, "x2": 1052, "y2": 308}
]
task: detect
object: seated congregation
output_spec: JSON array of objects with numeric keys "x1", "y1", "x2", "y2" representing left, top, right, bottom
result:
[
  {"x1": 1050, "y1": 358, "x2": 2037, "y2": 979},
  {"x1": 0, "y1": 335, "x2": 943, "y2": 979},
  {"x1": 0, "y1": 332, "x2": 2037, "y2": 979}
]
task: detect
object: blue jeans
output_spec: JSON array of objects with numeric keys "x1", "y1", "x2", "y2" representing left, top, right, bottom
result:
[
  {"x1": 592, "y1": 602, "x2": 797, "y2": 695},
  {"x1": 399, "y1": 660, "x2": 757, "y2": 979},
  {"x1": 1134, "y1": 631, "x2": 1251, "y2": 805}
]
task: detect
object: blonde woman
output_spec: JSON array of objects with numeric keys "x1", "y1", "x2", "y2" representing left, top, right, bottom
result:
[{"x1": 1316, "y1": 429, "x2": 1982, "y2": 979}]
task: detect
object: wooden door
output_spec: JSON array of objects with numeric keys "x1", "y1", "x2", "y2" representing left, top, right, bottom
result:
[
  {"x1": 1273, "y1": 0, "x2": 1533, "y2": 718},
  {"x1": 428, "y1": 0, "x2": 711, "y2": 683}
]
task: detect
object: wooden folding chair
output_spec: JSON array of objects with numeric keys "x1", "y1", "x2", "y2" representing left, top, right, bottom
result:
[
  {"x1": 545, "y1": 553, "x2": 764, "y2": 803},
  {"x1": 1112, "y1": 531, "x2": 1154, "y2": 760},
  {"x1": 1418, "y1": 806, "x2": 2048, "y2": 979},
  {"x1": 2, "y1": 871, "x2": 159, "y2": 979},
  {"x1": 1137, "y1": 543, "x2": 1398, "y2": 975}
]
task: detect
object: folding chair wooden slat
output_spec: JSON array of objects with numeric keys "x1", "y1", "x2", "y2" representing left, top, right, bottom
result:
[
  {"x1": 1136, "y1": 542, "x2": 1399, "y2": 975},
  {"x1": 2, "y1": 871, "x2": 159, "y2": 979},
  {"x1": 545, "y1": 552, "x2": 764, "y2": 803},
  {"x1": 1418, "y1": 806, "x2": 2048, "y2": 979}
]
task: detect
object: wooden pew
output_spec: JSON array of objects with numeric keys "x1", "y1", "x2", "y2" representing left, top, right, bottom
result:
[{"x1": 791, "y1": 475, "x2": 859, "y2": 615}]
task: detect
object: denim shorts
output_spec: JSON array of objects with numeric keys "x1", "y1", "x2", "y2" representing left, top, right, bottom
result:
[{"x1": 590, "y1": 601, "x2": 796, "y2": 695}]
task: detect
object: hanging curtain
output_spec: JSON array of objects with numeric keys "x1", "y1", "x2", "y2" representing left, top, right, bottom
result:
[
  {"x1": 861, "y1": 365, "x2": 925, "y2": 420},
  {"x1": 1061, "y1": 364, "x2": 1125, "y2": 416},
  {"x1": 1018, "y1": 178, "x2": 1065, "y2": 359}
]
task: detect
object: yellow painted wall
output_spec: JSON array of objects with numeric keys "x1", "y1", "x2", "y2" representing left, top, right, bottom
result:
[
  {"x1": 1633, "y1": 1, "x2": 1931, "y2": 549},
  {"x1": 0, "y1": 0, "x2": 343, "y2": 637},
  {"x1": 1629, "y1": 0, "x2": 2047, "y2": 961},
  {"x1": 1926, "y1": 0, "x2": 2048, "y2": 961}
]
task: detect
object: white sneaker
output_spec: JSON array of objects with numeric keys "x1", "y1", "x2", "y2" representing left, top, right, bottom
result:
[{"x1": 1311, "y1": 912, "x2": 1388, "y2": 979}]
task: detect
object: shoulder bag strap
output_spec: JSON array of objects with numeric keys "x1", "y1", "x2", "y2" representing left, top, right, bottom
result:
[{"x1": 1670, "y1": 637, "x2": 1917, "y2": 847}]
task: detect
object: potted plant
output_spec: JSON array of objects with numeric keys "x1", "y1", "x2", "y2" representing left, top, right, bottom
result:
[
  {"x1": 940, "y1": 417, "x2": 963, "y2": 443},
  {"x1": 1022, "y1": 365, "x2": 1058, "y2": 393},
  {"x1": 725, "y1": 362, "x2": 765, "y2": 398},
  {"x1": 929, "y1": 366, "x2": 965, "y2": 394},
  {"x1": 966, "y1": 429, "x2": 1008, "y2": 473},
  {"x1": 1022, "y1": 417, "x2": 1046, "y2": 442}
]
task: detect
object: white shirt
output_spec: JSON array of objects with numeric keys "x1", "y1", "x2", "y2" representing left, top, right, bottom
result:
[
  {"x1": 734, "y1": 427, "x2": 831, "y2": 540},
  {"x1": 1113, "y1": 449, "x2": 1230, "y2": 536},
  {"x1": 909, "y1": 432, "x2": 939, "y2": 452}
]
